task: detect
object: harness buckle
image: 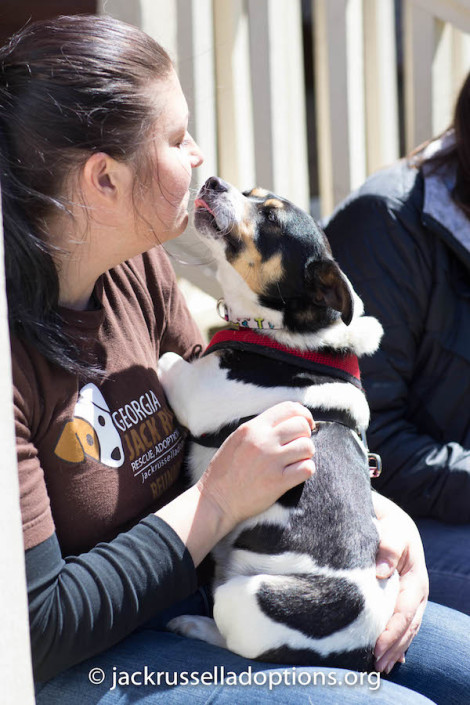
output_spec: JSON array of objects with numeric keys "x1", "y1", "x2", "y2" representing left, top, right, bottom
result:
[{"x1": 368, "y1": 453, "x2": 382, "y2": 478}]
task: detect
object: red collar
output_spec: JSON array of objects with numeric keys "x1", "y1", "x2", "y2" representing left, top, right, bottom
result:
[{"x1": 204, "y1": 329, "x2": 361, "y2": 386}]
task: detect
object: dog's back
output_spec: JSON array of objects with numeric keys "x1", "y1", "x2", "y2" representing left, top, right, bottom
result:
[{"x1": 185, "y1": 359, "x2": 396, "y2": 671}]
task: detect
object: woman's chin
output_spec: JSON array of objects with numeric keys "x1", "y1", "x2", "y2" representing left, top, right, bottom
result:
[{"x1": 171, "y1": 212, "x2": 189, "y2": 239}]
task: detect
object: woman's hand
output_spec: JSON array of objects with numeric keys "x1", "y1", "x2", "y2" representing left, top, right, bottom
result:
[
  {"x1": 372, "y1": 493, "x2": 429, "y2": 674},
  {"x1": 198, "y1": 401, "x2": 315, "y2": 530},
  {"x1": 157, "y1": 402, "x2": 315, "y2": 566}
]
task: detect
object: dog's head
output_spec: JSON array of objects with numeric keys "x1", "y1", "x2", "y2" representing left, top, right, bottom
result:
[{"x1": 194, "y1": 177, "x2": 354, "y2": 334}]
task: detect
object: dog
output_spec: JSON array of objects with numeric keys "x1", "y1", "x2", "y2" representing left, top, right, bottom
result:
[{"x1": 157, "y1": 176, "x2": 399, "y2": 670}]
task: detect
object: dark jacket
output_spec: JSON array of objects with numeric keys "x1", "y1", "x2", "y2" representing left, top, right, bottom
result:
[{"x1": 324, "y1": 155, "x2": 470, "y2": 523}]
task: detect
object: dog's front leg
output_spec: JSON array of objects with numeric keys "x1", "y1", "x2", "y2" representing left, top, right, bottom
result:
[{"x1": 158, "y1": 352, "x2": 195, "y2": 428}]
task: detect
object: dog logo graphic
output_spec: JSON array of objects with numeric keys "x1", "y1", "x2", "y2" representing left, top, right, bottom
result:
[{"x1": 54, "y1": 383, "x2": 124, "y2": 468}]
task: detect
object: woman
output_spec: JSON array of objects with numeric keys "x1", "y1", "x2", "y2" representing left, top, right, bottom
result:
[
  {"x1": 324, "y1": 73, "x2": 470, "y2": 617},
  {"x1": 1, "y1": 14, "x2": 467, "y2": 704}
]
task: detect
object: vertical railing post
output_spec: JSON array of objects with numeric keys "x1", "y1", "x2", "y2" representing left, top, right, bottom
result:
[
  {"x1": 248, "y1": 0, "x2": 309, "y2": 210},
  {"x1": 0, "y1": 189, "x2": 36, "y2": 702},
  {"x1": 403, "y1": 1, "x2": 435, "y2": 151},
  {"x1": 213, "y1": 0, "x2": 256, "y2": 190},
  {"x1": 314, "y1": 0, "x2": 351, "y2": 216}
]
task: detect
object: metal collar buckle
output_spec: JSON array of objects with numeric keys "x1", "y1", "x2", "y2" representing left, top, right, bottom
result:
[
  {"x1": 361, "y1": 429, "x2": 382, "y2": 478},
  {"x1": 368, "y1": 453, "x2": 382, "y2": 478}
]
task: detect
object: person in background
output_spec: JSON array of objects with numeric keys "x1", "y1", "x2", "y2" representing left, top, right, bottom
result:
[
  {"x1": 1, "y1": 14, "x2": 468, "y2": 705},
  {"x1": 324, "y1": 71, "x2": 470, "y2": 617}
]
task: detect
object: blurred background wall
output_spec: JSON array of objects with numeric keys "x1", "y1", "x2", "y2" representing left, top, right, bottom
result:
[{"x1": 2, "y1": 1, "x2": 470, "y2": 303}]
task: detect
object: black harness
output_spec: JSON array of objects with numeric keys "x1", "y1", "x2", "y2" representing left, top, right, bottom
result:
[{"x1": 188, "y1": 329, "x2": 382, "y2": 478}]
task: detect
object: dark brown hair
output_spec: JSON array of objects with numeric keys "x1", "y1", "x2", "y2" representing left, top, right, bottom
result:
[
  {"x1": 0, "y1": 14, "x2": 172, "y2": 373},
  {"x1": 410, "y1": 71, "x2": 470, "y2": 219}
]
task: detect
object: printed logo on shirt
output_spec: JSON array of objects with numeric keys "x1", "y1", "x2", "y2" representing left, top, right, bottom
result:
[
  {"x1": 54, "y1": 383, "x2": 125, "y2": 467},
  {"x1": 54, "y1": 383, "x2": 184, "y2": 499}
]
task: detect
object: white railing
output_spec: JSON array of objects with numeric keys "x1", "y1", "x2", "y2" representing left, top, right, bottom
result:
[{"x1": 0, "y1": 189, "x2": 36, "y2": 703}]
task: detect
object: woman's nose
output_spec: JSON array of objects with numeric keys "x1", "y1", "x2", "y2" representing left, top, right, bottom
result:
[{"x1": 189, "y1": 134, "x2": 204, "y2": 168}]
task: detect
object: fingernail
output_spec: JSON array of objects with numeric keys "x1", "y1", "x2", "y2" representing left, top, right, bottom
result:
[
  {"x1": 375, "y1": 656, "x2": 386, "y2": 671},
  {"x1": 385, "y1": 662, "x2": 395, "y2": 675},
  {"x1": 374, "y1": 647, "x2": 385, "y2": 662},
  {"x1": 376, "y1": 561, "x2": 391, "y2": 578}
]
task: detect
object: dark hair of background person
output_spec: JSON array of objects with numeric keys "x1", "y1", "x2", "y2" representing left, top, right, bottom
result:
[
  {"x1": 0, "y1": 14, "x2": 172, "y2": 375},
  {"x1": 410, "y1": 71, "x2": 470, "y2": 219}
]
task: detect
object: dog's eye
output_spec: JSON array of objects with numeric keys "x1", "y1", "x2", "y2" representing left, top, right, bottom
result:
[{"x1": 263, "y1": 208, "x2": 278, "y2": 223}]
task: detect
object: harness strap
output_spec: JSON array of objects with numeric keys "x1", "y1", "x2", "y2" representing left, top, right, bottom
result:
[
  {"x1": 189, "y1": 407, "x2": 358, "y2": 448},
  {"x1": 190, "y1": 408, "x2": 382, "y2": 479},
  {"x1": 203, "y1": 329, "x2": 363, "y2": 390}
]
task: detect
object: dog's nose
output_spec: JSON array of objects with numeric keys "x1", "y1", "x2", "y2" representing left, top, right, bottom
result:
[{"x1": 205, "y1": 176, "x2": 229, "y2": 193}]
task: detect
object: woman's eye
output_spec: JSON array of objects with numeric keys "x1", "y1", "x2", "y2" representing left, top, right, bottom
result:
[{"x1": 176, "y1": 132, "x2": 190, "y2": 148}]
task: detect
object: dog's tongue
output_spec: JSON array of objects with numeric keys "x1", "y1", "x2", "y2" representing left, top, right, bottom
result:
[{"x1": 194, "y1": 198, "x2": 216, "y2": 217}]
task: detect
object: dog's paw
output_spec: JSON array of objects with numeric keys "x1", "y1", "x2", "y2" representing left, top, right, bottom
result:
[
  {"x1": 158, "y1": 352, "x2": 183, "y2": 380},
  {"x1": 349, "y1": 316, "x2": 384, "y2": 356},
  {"x1": 166, "y1": 615, "x2": 226, "y2": 648}
]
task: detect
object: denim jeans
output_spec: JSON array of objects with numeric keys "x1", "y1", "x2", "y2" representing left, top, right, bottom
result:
[
  {"x1": 35, "y1": 593, "x2": 469, "y2": 705},
  {"x1": 416, "y1": 519, "x2": 470, "y2": 616}
]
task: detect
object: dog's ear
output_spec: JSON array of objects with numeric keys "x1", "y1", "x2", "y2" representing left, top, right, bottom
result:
[{"x1": 305, "y1": 258, "x2": 354, "y2": 325}]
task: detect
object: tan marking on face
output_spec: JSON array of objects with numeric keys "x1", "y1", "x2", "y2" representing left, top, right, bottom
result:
[
  {"x1": 230, "y1": 218, "x2": 284, "y2": 293},
  {"x1": 248, "y1": 187, "x2": 269, "y2": 198},
  {"x1": 264, "y1": 198, "x2": 284, "y2": 209}
]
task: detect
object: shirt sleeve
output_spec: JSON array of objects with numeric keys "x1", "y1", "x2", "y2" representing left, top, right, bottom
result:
[
  {"x1": 27, "y1": 516, "x2": 197, "y2": 683},
  {"x1": 325, "y1": 191, "x2": 470, "y2": 522}
]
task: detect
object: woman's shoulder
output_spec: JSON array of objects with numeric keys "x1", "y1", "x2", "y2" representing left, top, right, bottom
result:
[
  {"x1": 324, "y1": 159, "x2": 426, "y2": 253},
  {"x1": 342, "y1": 159, "x2": 424, "y2": 217}
]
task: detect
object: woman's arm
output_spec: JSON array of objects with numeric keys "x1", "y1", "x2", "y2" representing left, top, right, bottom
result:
[
  {"x1": 325, "y1": 188, "x2": 470, "y2": 522},
  {"x1": 27, "y1": 516, "x2": 197, "y2": 683}
]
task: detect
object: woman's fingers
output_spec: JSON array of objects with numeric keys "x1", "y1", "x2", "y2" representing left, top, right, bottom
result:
[
  {"x1": 373, "y1": 494, "x2": 429, "y2": 674},
  {"x1": 257, "y1": 401, "x2": 315, "y2": 431},
  {"x1": 375, "y1": 526, "x2": 405, "y2": 578},
  {"x1": 275, "y1": 415, "x2": 315, "y2": 446},
  {"x1": 375, "y1": 591, "x2": 427, "y2": 673},
  {"x1": 282, "y1": 457, "x2": 316, "y2": 486},
  {"x1": 280, "y1": 436, "x2": 315, "y2": 467}
]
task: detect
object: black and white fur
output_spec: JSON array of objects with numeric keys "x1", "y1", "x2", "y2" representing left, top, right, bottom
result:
[{"x1": 158, "y1": 177, "x2": 398, "y2": 670}]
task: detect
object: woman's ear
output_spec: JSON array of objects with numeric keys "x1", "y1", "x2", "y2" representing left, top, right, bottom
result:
[{"x1": 81, "y1": 152, "x2": 127, "y2": 202}]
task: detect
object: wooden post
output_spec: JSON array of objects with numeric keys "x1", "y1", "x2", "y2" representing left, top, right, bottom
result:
[
  {"x1": 0, "y1": 188, "x2": 35, "y2": 702},
  {"x1": 314, "y1": 0, "x2": 351, "y2": 216},
  {"x1": 248, "y1": 0, "x2": 309, "y2": 209},
  {"x1": 403, "y1": 0, "x2": 435, "y2": 151},
  {"x1": 213, "y1": 0, "x2": 256, "y2": 190},
  {"x1": 363, "y1": 0, "x2": 399, "y2": 173}
]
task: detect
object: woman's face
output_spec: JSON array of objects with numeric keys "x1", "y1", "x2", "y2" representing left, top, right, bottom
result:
[{"x1": 135, "y1": 70, "x2": 204, "y2": 244}]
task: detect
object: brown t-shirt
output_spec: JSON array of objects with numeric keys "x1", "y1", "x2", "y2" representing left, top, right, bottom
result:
[{"x1": 14, "y1": 247, "x2": 203, "y2": 556}]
